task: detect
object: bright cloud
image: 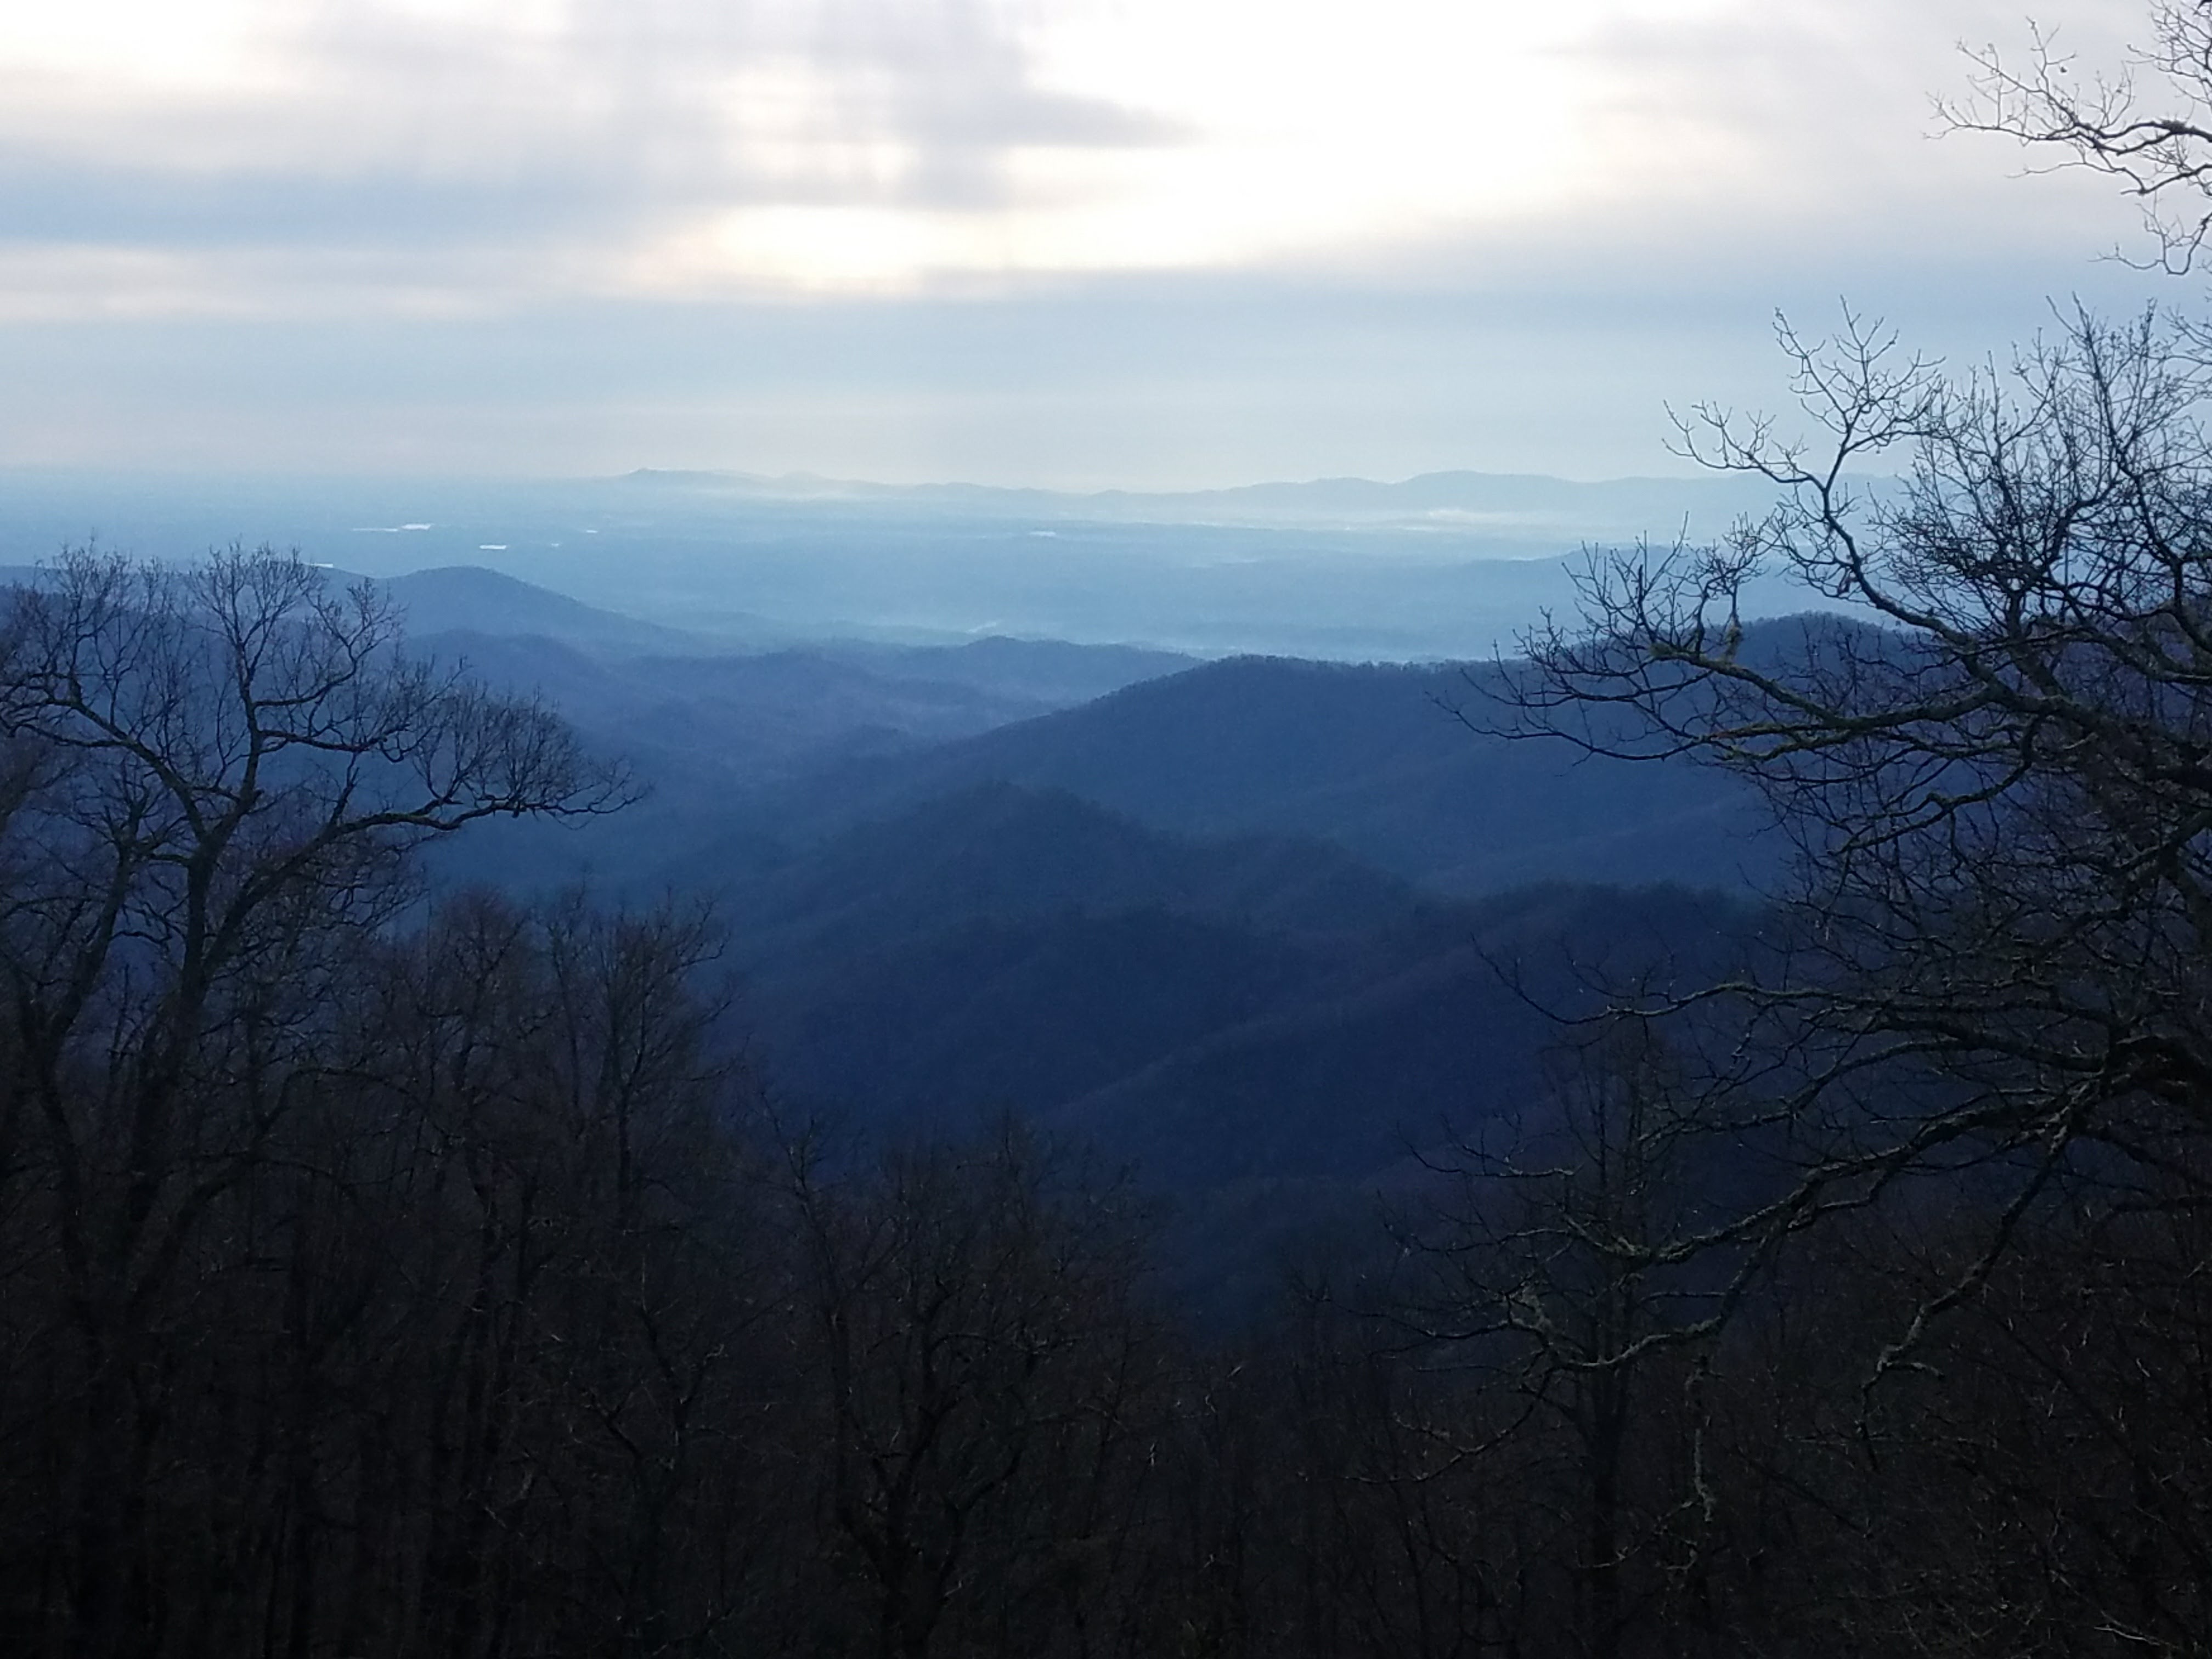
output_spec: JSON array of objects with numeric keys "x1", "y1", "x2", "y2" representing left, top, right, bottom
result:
[
  {"x1": 0, "y1": 0, "x2": 2138, "y2": 310},
  {"x1": 0, "y1": 0, "x2": 2170, "y2": 484}
]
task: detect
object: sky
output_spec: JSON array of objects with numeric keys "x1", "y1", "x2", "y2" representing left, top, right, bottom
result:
[{"x1": 0, "y1": 0, "x2": 2178, "y2": 487}]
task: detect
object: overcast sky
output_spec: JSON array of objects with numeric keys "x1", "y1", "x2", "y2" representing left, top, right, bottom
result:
[{"x1": 0, "y1": 0, "x2": 2176, "y2": 487}]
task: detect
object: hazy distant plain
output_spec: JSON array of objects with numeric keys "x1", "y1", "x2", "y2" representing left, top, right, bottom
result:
[{"x1": 0, "y1": 466, "x2": 1802, "y2": 659}]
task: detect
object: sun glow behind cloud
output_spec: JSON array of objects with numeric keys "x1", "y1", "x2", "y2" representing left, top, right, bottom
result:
[
  {"x1": 0, "y1": 0, "x2": 1897, "y2": 308},
  {"x1": 0, "y1": 0, "x2": 2162, "y2": 483}
]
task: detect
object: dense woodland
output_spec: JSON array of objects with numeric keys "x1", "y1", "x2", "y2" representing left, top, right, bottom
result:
[{"x1": 17, "y1": 10, "x2": 2212, "y2": 1654}]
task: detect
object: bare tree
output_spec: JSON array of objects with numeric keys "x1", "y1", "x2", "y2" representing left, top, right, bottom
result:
[
  {"x1": 1493, "y1": 295, "x2": 2212, "y2": 1647},
  {"x1": 1514, "y1": 300, "x2": 2212, "y2": 1205},
  {"x1": 0, "y1": 545, "x2": 625, "y2": 1659},
  {"x1": 1944, "y1": 0, "x2": 2212, "y2": 273},
  {"x1": 783, "y1": 1126, "x2": 1167, "y2": 1659},
  {"x1": 1387, "y1": 1019, "x2": 1750, "y2": 1659}
]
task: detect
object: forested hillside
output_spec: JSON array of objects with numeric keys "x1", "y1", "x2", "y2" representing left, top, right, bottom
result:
[
  {"x1": 770, "y1": 650, "x2": 1780, "y2": 891},
  {"x1": 720, "y1": 783, "x2": 1751, "y2": 1195}
]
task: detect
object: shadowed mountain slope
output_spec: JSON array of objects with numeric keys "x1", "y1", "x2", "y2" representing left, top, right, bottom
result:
[
  {"x1": 724, "y1": 782, "x2": 1425, "y2": 968},
  {"x1": 822, "y1": 635, "x2": 1199, "y2": 706},
  {"x1": 414, "y1": 631, "x2": 1048, "y2": 779},
  {"x1": 772, "y1": 652, "x2": 1779, "y2": 895},
  {"x1": 727, "y1": 787, "x2": 1762, "y2": 1206},
  {"x1": 1043, "y1": 882, "x2": 1748, "y2": 1188},
  {"x1": 369, "y1": 565, "x2": 713, "y2": 653}
]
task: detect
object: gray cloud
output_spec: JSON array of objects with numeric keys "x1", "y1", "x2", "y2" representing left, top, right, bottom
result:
[
  {"x1": 0, "y1": 0, "x2": 2182, "y2": 484},
  {"x1": 0, "y1": 242, "x2": 2166, "y2": 488},
  {"x1": 0, "y1": 0, "x2": 1184, "y2": 273}
]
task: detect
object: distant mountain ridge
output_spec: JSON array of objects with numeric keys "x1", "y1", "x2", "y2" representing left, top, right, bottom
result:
[
  {"x1": 617, "y1": 466, "x2": 1782, "y2": 533},
  {"x1": 770, "y1": 646, "x2": 1784, "y2": 896},
  {"x1": 364, "y1": 565, "x2": 714, "y2": 654},
  {"x1": 0, "y1": 468, "x2": 1829, "y2": 659}
]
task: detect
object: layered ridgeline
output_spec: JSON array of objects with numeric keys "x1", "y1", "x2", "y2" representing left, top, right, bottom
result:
[
  {"x1": 380, "y1": 565, "x2": 1779, "y2": 896},
  {"x1": 344, "y1": 563, "x2": 1781, "y2": 1251},
  {"x1": 764, "y1": 652, "x2": 1774, "y2": 893}
]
